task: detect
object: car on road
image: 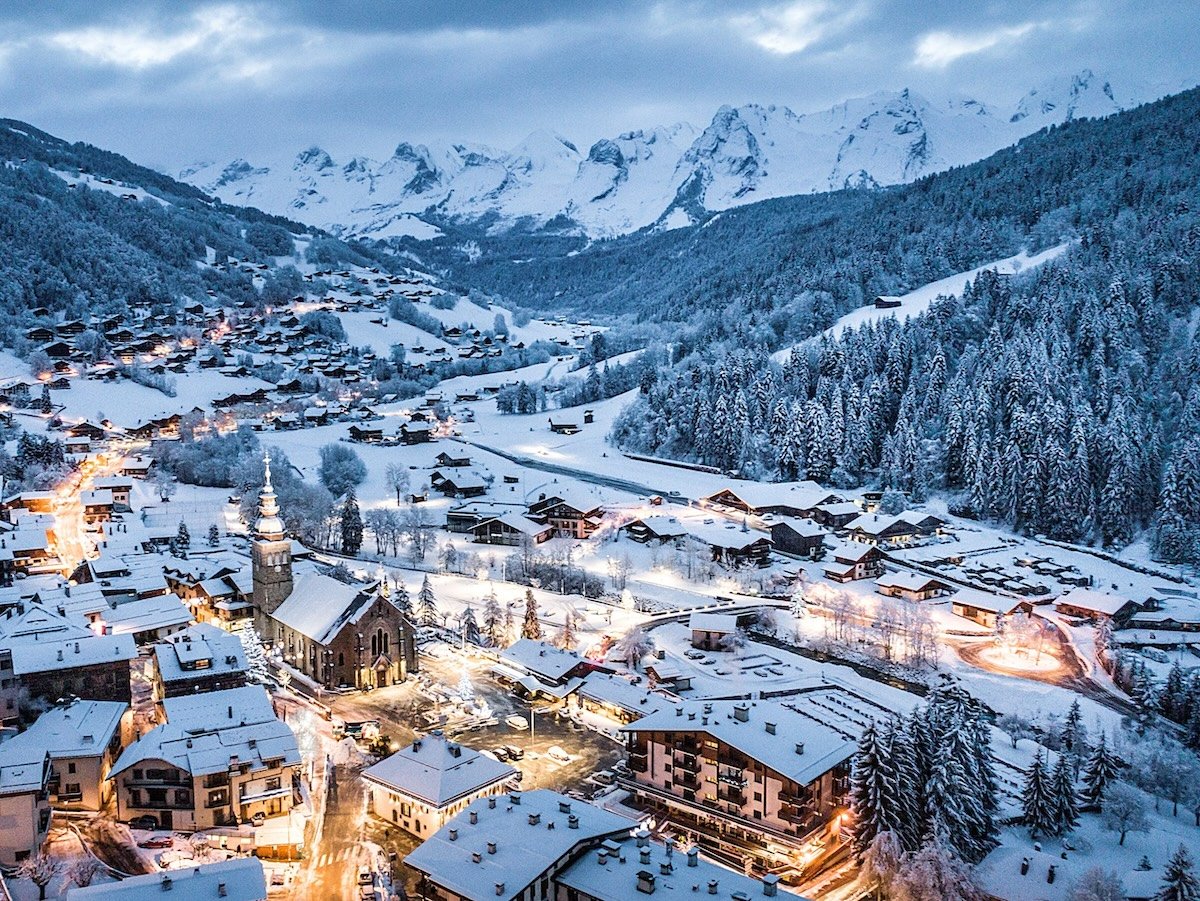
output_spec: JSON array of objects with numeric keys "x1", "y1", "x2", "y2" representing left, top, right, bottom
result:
[
  {"x1": 137, "y1": 836, "x2": 174, "y2": 849},
  {"x1": 128, "y1": 815, "x2": 159, "y2": 831},
  {"x1": 547, "y1": 745, "x2": 571, "y2": 765},
  {"x1": 491, "y1": 747, "x2": 511, "y2": 761},
  {"x1": 503, "y1": 745, "x2": 525, "y2": 760}
]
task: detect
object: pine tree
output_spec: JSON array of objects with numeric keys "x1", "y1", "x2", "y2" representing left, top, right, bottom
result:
[
  {"x1": 555, "y1": 607, "x2": 577, "y2": 650},
  {"x1": 392, "y1": 581, "x2": 412, "y2": 617},
  {"x1": 1082, "y1": 734, "x2": 1120, "y2": 809},
  {"x1": 1157, "y1": 845, "x2": 1200, "y2": 901},
  {"x1": 482, "y1": 589, "x2": 504, "y2": 647},
  {"x1": 1051, "y1": 754, "x2": 1080, "y2": 834},
  {"x1": 1060, "y1": 699, "x2": 1088, "y2": 773},
  {"x1": 206, "y1": 523, "x2": 220, "y2": 547},
  {"x1": 1022, "y1": 751, "x2": 1055, "y2": 839},
  {"x1": 417, "y1": 575, "x2": 438, "y2": 627},
  {"x1": 461, "y1": 605, "x2": 481, "y2": 645},
  {"x1": 173, "y1": 521, "x2": 190, "y2": 554},
  {"x1": 39, "y1": 383, "x2": 51, "y2": 415},
  {"x1": 239, "y1": 625, "x2": 271, "y2": 684},
  {"x1": 340, "y1": 488, "x2": 363, "y2": 555},
  {"x1": 849, "y1": 722, "x2": 889, "y2": 857},
  {"x1": 521, "y1": 589, "x2": 541, "y2": 640},
  {"x1": 503, "y1": 602, "x2": 516, "y2": 645}
]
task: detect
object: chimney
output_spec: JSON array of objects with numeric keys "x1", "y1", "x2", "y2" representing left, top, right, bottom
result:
[
  {"x1": 487, "y1": 842, "x2": 497, "y2": 855},
  {"x1": 733, "y1": 704, "x2": 749, "y2": 722},
  {"x1": 75, "y1": 642, "x2": 80, "y2": 654},
  {"x1": 509, "y1": 792, "x2": 521, "y2": 805},
  {"x1": 1047, "y1": 865, "x2": 1056, "y2": 885},
  {"x1": 568, "y1": 814, "x2": 579, "y2": 829},
  {"x1": 488, "y1": 797, "x2": 497, "y2": 809},
  {"x1": 495, "y1": 884, "x2": 505, "y2": 897},
  {"x1": 637, "y1": 872, "x2": 656, "y2": 895},
  {"x1": 598, "y1": 850, "x2": 608, "y2": 865},
  {"x1": 675, "y1": 707, "x2": 683, "y2": 717},
  {"x1": 227, "y1": 706, "x2": 233, "y2": 719},
  {"x1": 635, "y1": 828, "x2": 650, "y2": 848},
  {"x1": 1020, "y1": 858, "x2": 1030, "y2": 876},
  {"x1": 57, "y1": 649, "x2": 63, "y2": 661},
  {"x1": 470, "y1": 811, "x2": 479, "y2": 825},
  {"x1": 218, "y1": 883, "x2": 227, "y2": 898},
  {"x1": 708, "y1": 881, "x2": 719, "y2": 895},
  {"x1": 449, "y1": 829, "x2": 458, "y2": 842},
  {"x1": 472, "y1": 852, "x2": 482, "y2": 864},
  {"x1": 687, "y1": 847, "x2": 699, "y2": 868},
  {"x1": 794, "y1": 742, "x2": 805, "y2": 755},
  {"x1": 413, "y1": 739, "x2": 422, "y2": 751},
  {"x1": 528, "y1": 813, "x2": 541, "y2": 826},
  {"x1": 764, "y1": 722, "x2": 776, "y2": 735},
  {"x1": 762, "y1": 875, "x2": 779, "y2": 897},
  {"x1": 640, "y1": 848, "x2": 652, "y2": 865},
  {"x1": 660, "y1": 861, "x2": 673, "y2": 875},
  {"x1": 558, "y1": 800, "x2": 572, "y2": 814},
  {"x1": 161, "y1": 875, "x2": 173, "y2": 891}
]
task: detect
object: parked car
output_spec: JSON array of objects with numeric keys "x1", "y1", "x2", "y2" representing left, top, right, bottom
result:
[
  {"x1": 491, "y1": 747, "x2": 511, "y2": 761},
  {"x1": 137, "y1": 836, "x2": 173, "y2": 849},
  {"x1": 505, "y1": 714, "x2": 528, "y2": 730},
  {"x1": 684, "y1": 650, "x2": 706, "y2": 660},
  {"x1": 503, "y1": 745, "x2": 525, "y2": 760},
  {"x1": 592, "y1": 769, "x2": 616, "y2": 786},
  {"x1": 251, "y1": 812, "x2": 266, "y2": 826},
  {"x1": 613, "y1": 762, "x2": 631, "y2": 778},
  {"x1": 128, "y1": 815, "x2": 159, "y2": 831},
  {"x1": 547, "y1": 745, "x2": 571, "y2": 765}
]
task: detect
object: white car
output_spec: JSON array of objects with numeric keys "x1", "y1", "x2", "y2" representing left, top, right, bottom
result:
[
  {"x1": 506, "y1": 714, "x2": 528, "y2": 730},
  {"x1": 547, "y1": 745, "x2": 571, "y2": 765}
]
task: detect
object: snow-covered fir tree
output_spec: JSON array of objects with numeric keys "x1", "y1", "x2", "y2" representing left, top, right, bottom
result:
[
  {"x1": 460, "y1": 605, "x2": 481, "y2": 646},
  {"x1": 1157, "y1": 845, "x2": 1200, "y2": 901},
  {"x1": 521, "y1": 589, "x2": 541, "y2": 640},
  {"x1": 1082, "y1": 734, "x2": 1120, "y2": 810},
  {"x1": 417, "y1": 575, "x2": 439, "y2": 627},
  {"x1": 482, "y1": 589, "x2": 504, "y2": 647}
]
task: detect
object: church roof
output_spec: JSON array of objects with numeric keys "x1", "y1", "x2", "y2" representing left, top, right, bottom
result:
[{"x1": 270, "y1": 570, "x2": 380, "y2": 645}]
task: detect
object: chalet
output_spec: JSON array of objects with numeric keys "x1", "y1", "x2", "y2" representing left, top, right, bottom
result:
[
  {"x1": 495, "y1": 639, "x2": 599, "y2": 695},
  {"x1": 119, "y1": 455, "x2": 154, "y2": 478},
  {"x1": 679, "y1": 519, "x2": 773, "y2": 568},
  {"x1": 1053, "y1": 588, "x2": 1141, "y2": 625},
  {"x1": 24, "y1": 325, "x2": 55, "y2": 343},
  {"x1": 432, "y1": 469, "x2": 489, "y2": 499},
  {"x1": 843, "y1": 510, "x2": 945, "y2": 546},
  {"x1": 689, "y1": 612, "x2": 740, "y2": 650},
  {"x1": 363, "y1": 732, "x2": 517, "y2": 839},
  {"x1": 445, "y1": 502, "x2": 525, "y2": 533},
  {"x1": 583, "y1": 409, "x2": 594, "y2": 424},
  {"x1": 621, "y1": 696, "x2": 861, "y2": 854},
  {"x1": 81, "y1": 488, "x2": 115, "y2": 523},
  {"x1": 874, "y1": 571, "x2": 954, "y2": 602},
  {"x1": 811, "y1": 501, "x2": 863, "y2": 528},
  {"x1": 527, "y1": 492, "x2": 603, "y2": 539},
  {"x1": 348, "y1": 424, "x2": 384, "y2": 443},
  {"x1": 548, "y1": 418, "x2": 581, "y2": 435},
  {"x1": 874, "y1": 295, "x2": 902, "y2": 309},
  {"x1": 623, "y1": 515, "x2": 687, "y2": 544},
  {"x1": 150, "y1": 623, "x2": 248, "y2": 703},
  {"x1": 303, "y1": 406, "x2": 328, "y2": 426},
  {"x1": 574, "y1": 672, "x2": 678, "y2": 724},
  {"x1": 399, "y1": 421, "x2": 435, "y2": 445},
  {"x1": 65, "y1": 859, "x2": 267, "y2": 900},
  {"x1": 434, "y1": 451, "x2": 471, "y2": 468},
  {"x1": 41, "y1": 340, "x2": 74, "y2": 359},
  {"x1": 823, "y1": 543, "x2": 884, "y2": 582},
  {"x1": 767, "y1": 517, "x2": 826, "y2": 558},
  {"x1": 701, "y1": 481, "x2": 840, "y2": 519},
  {"x1": 67, "y1": 420, "x2": 109, "y2": 441},
  {"x1": 951, "y1": 592, "x2": 1029, "y2": 629},
  {"x1": 472, "y1": 514, "x2": 553, "y2": 546}
]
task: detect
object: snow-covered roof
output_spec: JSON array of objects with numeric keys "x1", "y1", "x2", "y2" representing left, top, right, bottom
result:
[
  {"x1": 1054, "y1": 588, "x2": 1135, "y2": 616},
  {"x1": 64, "y1": 858, "x2": 267, "y2": 900},
  {"x1": 621, "y1": 699, "x2": 857, "y2": 787},
  {"x1": 404, "y1": 790, "x2": 634, "y2": 901},
  {"x1": 577, "y1": 673, "x2": 678, "y2": 717},
  {"x1": 628, "y1": 515, "x2": 686, "y2": 537},
  {"x1": 113, "y1": 689, "x2": 298, "y2": 779},
  {"x1": 768, "y1": 516, "x2": 826, "y2": 537},
  {"x1": 498, "y1": 639, "x2": 585, "y2": 683},
  {"x1": 478, "y1": 514, "x2": 553, "y2": 536},
  {"x1": 154, "y1": 623, "x2": 247, "y2": 685},
  {"x1": 874, "y1": 571, "x2": 950, "y2": 592},
  {"x1": 362, "y1": 732, "x2": 517, "y2": 807},
  {"x1": 557, "y1": 836, "x2": 809, "y2": 901},
  {"x1": 704, "y1": 481, "x2": 835, "y2": 511},
  {"x1": 0, "y1": 741, "x2": 48, "y2": 796},
  {"x1": 977, "y1": 844, "x2": 1080, "y2": 901},
  {"x1": 9, "y1": 632, "x2": 138, "y2": 675},
  {"x1": 102, "y1": 593, "x2": 191, "y2": 635},
  {"x1": 2, "y1": 699, "x2": 126, "y2": 760},
  {"x1": 270, "y1": 569, "x2": 378, "y2": 645},
  {"x1": 678, "y1": 519, "x2": 771, "y2": 551},
  {"x1": 688, "y1": 612, "x2": 739, "y2": 633}
]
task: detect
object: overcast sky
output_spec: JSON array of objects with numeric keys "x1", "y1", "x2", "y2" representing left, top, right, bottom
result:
[{"x1": 1, "y1": 0, "x2": 1196, "y2": 172}]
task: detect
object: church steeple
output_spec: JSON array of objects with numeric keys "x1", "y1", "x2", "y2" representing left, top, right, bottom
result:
[
  {"x1": 251, "y1": 452, "x2": 293, "y2": 632},
  {"x1": 256, "y1": 452, "x2": 285, "y2": 541}
]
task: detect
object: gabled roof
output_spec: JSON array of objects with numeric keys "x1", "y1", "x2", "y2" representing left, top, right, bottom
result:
[
  {"x1": 3, "y1": 699, "x2": 126, "y2": 760},
  {"x1": 65, "y1": 857, "x2": 267, "y2": 900},
  {"x1": 270, "y1": 570, "x2": 379, "y2": 645},
  {"x1": 363, "y1": 733, "x2": 516, "y2": 806},
  {"x1": 499, "y1": 639, "x2": 585, "y2": 683}
]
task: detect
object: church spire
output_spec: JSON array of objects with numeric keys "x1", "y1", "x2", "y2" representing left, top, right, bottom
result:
[{"x1": 255, "y1": 452, "x2": 285, "y2": 541}]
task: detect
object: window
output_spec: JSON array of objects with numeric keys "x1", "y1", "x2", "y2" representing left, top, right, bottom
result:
[
  {"x1": 338, "y1": 652, "x2": 344, "y2": 667},
  {"x1": 371, "y1": 634, "x2": 378, "y2": 657},
  {"x1": 65, "y1": 782, "x2": 81, "y2": 794},
  {"x1": 68, "y1": 762, "x2": 77, "y2": 774}
]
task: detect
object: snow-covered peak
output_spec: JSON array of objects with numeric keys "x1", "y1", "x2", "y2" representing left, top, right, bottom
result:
[{"x1": 179, "y1": 70, "x2": 1145, "y2": 239}]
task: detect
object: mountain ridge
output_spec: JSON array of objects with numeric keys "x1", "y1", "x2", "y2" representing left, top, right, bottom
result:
[{"x1": 179, "y1": 70, "x2": 1132, "y2": 240}]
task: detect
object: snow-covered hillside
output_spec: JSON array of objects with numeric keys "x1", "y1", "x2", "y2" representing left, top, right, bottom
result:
[{"x1": 181, "y1": 70, "x2": 1127, "y2": 239}]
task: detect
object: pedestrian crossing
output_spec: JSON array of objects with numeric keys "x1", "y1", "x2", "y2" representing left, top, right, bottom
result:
[{"x1": 314, "y1": 846, "x2": 356, "y2": 869}]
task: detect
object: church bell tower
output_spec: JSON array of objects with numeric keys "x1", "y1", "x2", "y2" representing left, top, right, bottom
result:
[{"x1": 251, "y1": 453, "x2": 293, "y2": 635}]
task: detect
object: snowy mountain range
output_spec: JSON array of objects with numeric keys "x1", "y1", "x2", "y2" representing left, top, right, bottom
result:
[{"x1": 181, "y1": 70, "x2": 1126, "y2": 240}]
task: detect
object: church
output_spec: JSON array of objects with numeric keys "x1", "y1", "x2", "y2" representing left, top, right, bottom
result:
[{"x1": 251, "y1": 456, "x2": 418, "y2": 691}]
